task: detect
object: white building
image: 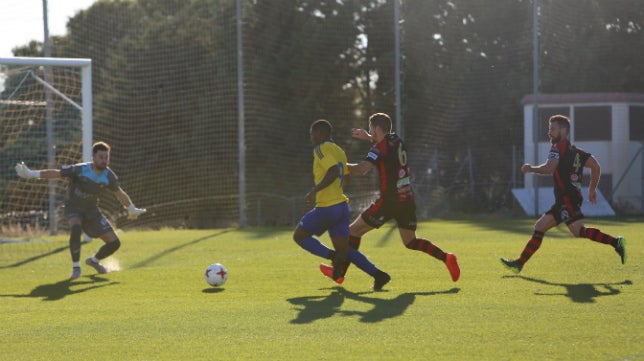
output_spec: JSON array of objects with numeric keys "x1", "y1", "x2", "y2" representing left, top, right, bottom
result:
[{"x1": 520, "y1": 93, "x2": 644, "y2": 215}]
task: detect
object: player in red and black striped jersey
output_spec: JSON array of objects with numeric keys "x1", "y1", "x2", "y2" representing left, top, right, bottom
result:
[
  {"x1": 320, "y1": 113, "x2": 460, "y2": 283},
  {"x1": 500, "y1": 115, "x2": 627, "y2": 273}
]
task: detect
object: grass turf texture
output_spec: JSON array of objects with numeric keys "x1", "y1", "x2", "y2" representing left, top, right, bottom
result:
[{"x1": 0, "y1": 218, "x2": 641, "y2": 361}]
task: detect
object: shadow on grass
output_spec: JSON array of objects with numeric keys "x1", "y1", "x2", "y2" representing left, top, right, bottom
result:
[
  {"x1": 129, "y1": 230, "x2": 231, "y2": 269},
  {"x1": 450, "y1": 218, "x2": 571, "y2": 238},
  {"x1": 0, "y1": 245, "x2": 69, "y2": 269},
  {"x1": 287, "y1": 287, "x2": 460, "y2": 324},
  {"x1": 202, "y1": 287, "x2": 225, "y2": 294},
  {"x1": 504, "y1": 275, "x2": 633, "y2": 303},
  {"x1": 375, "y1": 224, "x2": 398, "y2": 248},
  {"x1": 0, "y1": 275, "x2": 118, "y2": 301}
]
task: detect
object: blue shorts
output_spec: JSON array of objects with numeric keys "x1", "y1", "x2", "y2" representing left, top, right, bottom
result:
[{"x1": 298, "y1": 202, "x2": 350, "y2": 238}]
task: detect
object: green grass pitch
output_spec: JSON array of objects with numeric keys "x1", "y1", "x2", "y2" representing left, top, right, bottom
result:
[{"x1": 0, "y1": 218, "x2": 641, "y2": 360}]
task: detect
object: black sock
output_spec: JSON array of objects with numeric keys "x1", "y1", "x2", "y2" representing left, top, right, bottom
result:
[
  {"x1": 69, "y1": 225, "x2": 82, "y2": 262},
  {"x1": 95, "y1": 239, "x2": 121, "y2": 260}
]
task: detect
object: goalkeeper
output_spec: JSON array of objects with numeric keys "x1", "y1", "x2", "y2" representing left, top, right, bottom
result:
[{"x1": 15, "y1": 141, "x2": 146, "y2": 280}]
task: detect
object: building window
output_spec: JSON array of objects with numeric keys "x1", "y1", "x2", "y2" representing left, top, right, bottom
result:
[
  {"x1": 574, "y1": 106, "x2": 611, "y2": 141},
  {"x1": 630, "y1": 106, "x2": 644, "y2": 142},
  {"x1": 536, "y1": 107, "x2": 569, "y2": 142}
]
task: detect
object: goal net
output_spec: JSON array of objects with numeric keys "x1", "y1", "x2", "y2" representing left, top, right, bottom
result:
[
  {"x1": 2, "y1": 1, "x2": 641, "y2": 237},
  {"x1": 0, "y1": 57, "x2": 92, "y2": 239}
]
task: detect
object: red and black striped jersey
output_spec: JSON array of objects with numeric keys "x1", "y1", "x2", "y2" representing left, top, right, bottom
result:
[
  {"x1": 548, "y1": 139, "x2": 591, "y2": 202},
  {"x1": 364, "y1": 133, "x2": 414, "y2": 202}
]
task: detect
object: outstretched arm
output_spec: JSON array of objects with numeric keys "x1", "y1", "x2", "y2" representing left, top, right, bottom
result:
[
  {"x1": 584, "y1": 155, "x2": 601, "y2": 204},
  {"x1": 351, "y1": 128, "x2": 373, "y2": 142},
  {"x1": 113, "y1": 187, "x2": 147, "y2": 219},
  {"x1": 15, "y1": 162, "x2": 61, "y2": 179},
  {"x1": 348, "y1": 160, "x2": 373, "y2": 175},
  {"x1": 521, "y1": 158, "x2": 558, "y2": 176}
]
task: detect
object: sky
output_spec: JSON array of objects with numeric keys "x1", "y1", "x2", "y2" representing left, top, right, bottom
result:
[{"x1": 0, "y1": 0, "x2": 97, "y2": 58}]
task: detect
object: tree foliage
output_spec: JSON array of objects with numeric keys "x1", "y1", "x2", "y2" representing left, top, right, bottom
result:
[{"x1": 3, "y1": 0, "x2": 643, "y2": 226}]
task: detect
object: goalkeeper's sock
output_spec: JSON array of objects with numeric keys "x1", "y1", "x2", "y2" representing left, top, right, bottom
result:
[
  {"x1": 300, "y1": 237, "x2": 333, "y2": 259},
  {"x1": 580, "y1": 227, "x2": 617, "y2": 246},
  {"x1": 518, "y1": 230, "x2": 544, "y2": 265},
  {"x1": 69, "y1": 224, "x2": 83, "y2": 263},
  {"x1": 95, "y1": 239, "x2": 121, "y2": 260},
  {"x1": 406, "y1": 238, "x2": 447, "y2": 262}
]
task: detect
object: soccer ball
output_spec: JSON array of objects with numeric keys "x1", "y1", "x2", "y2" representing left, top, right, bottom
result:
[{"x1": 205, "y1": 263, "x2": 228, "y2": 287}]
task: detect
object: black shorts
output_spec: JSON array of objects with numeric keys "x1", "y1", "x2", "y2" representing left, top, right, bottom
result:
[
  {"x1": 65, "y1": 206, "x2": 115, "y2": 238},
  {"x1": 546, "y1": 198, "x2": 585, "y2": 225},
  {"x1": 361, "y1": 198, "x2": 417, "y2": 230}
]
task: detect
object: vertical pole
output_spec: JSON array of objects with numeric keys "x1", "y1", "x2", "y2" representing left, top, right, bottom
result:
[
  {"x1": 81, "y1": 63, "x2": 93, "y2": 244},
  {"x1": 256, "y1": 199, "x2": 261, "y2": 227},
  {"x1": 81, "y1": 64, "x2": 93, "y2": 162},
  {"x1": 468, "y1": 147, "x2": 474, "y2": 198},
  {"x1": 236, "y1": 0, "x2": 247, "y2": 228},
  {"x1": 532, "y1": 0, "x2": 540, "y2": 216},
  {"x1": 641, "y1": 147, "x2": 644, "y2": 213},
  {"x1": 511, "y1": 144, "x2": 516, "y2": 188},
  {"x1": 394, "y1": 0, "x2": 402, "y2": 138},
  {"x1": 43, "y1": 0, "x2": 57, "y2": 234}
]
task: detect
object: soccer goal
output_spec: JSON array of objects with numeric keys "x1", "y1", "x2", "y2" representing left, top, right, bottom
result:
[{"x1": 0, "y1": 57, "x2": 92, "y2": 238}]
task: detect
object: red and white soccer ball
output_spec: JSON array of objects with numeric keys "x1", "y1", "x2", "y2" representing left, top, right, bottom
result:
[{"x1": 205, "y1": 263, "x2": 228, "y2": 287}]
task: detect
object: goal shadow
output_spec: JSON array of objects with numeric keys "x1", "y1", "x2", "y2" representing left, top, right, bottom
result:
[
  {"x1": 0, "y1": 275, "x2": 118, "y2": 302},
  {"x1": 128, "y1": 229, "x2": 231, "y2": 269},
  {"x1": 0, "y1": 244, "x2": 68, "y2": 269}
]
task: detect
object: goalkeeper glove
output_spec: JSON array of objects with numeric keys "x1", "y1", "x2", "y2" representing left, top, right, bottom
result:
[
  {"x1": 127, "y1": 204, "x2": 147, "y2": 220},
  {"x1": 15, "y1": 162, "x2": 40, "y2": 179}
]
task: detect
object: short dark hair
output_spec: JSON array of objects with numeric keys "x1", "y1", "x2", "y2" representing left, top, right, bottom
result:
[
  {"x1": 310, "y1": 119, "x2": 332, "y2": 138},
  {"x1": 548, "y1": 115, "x2": 570, "y2": 131},
  {"x1": 92, "y1": 141, "x2": 111, "y2": 154},
  {"x1": 369, "y1": 113, "x2": 392, "y2": 133}
]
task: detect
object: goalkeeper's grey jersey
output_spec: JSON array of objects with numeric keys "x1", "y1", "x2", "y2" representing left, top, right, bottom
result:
[{"x1": 60, "y1": 162, "x2": 119, "y2": 209}]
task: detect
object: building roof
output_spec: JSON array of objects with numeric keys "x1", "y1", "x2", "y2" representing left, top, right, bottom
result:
[{"x1": 522, "y1": 93, "x2": 644, "y2": 105}]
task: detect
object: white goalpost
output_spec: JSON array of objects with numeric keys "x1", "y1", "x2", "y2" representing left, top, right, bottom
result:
[
  {"x1": 0, "y1": 57, "x2": 92, "y2": 237},
  {"x1": 0, "y1": 57, "x2": 93, "y2": 160}
]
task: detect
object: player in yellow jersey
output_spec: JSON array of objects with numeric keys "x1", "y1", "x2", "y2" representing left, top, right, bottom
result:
[{"x1": 293, "y1": 119, "x2": 390, "y2": 290}]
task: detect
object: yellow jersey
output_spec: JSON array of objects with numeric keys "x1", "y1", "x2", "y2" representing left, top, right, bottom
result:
[{"x1": 313, "y1": 140, "x2": 349, "y2": 207}]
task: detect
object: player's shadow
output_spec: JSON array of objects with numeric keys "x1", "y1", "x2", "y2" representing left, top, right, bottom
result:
[
  {"x1": 0, "y1": 275, "x2": 117, "y2": 301},
  {"x1": 504, "y1": 275, "x2": 633, "y2": 303},
  {"x1": 288, "y1": 288, "x2": 346, "y2": 324},
  {"x1": 287, "y1": 287, "x2": 460, "y2": 324}
]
